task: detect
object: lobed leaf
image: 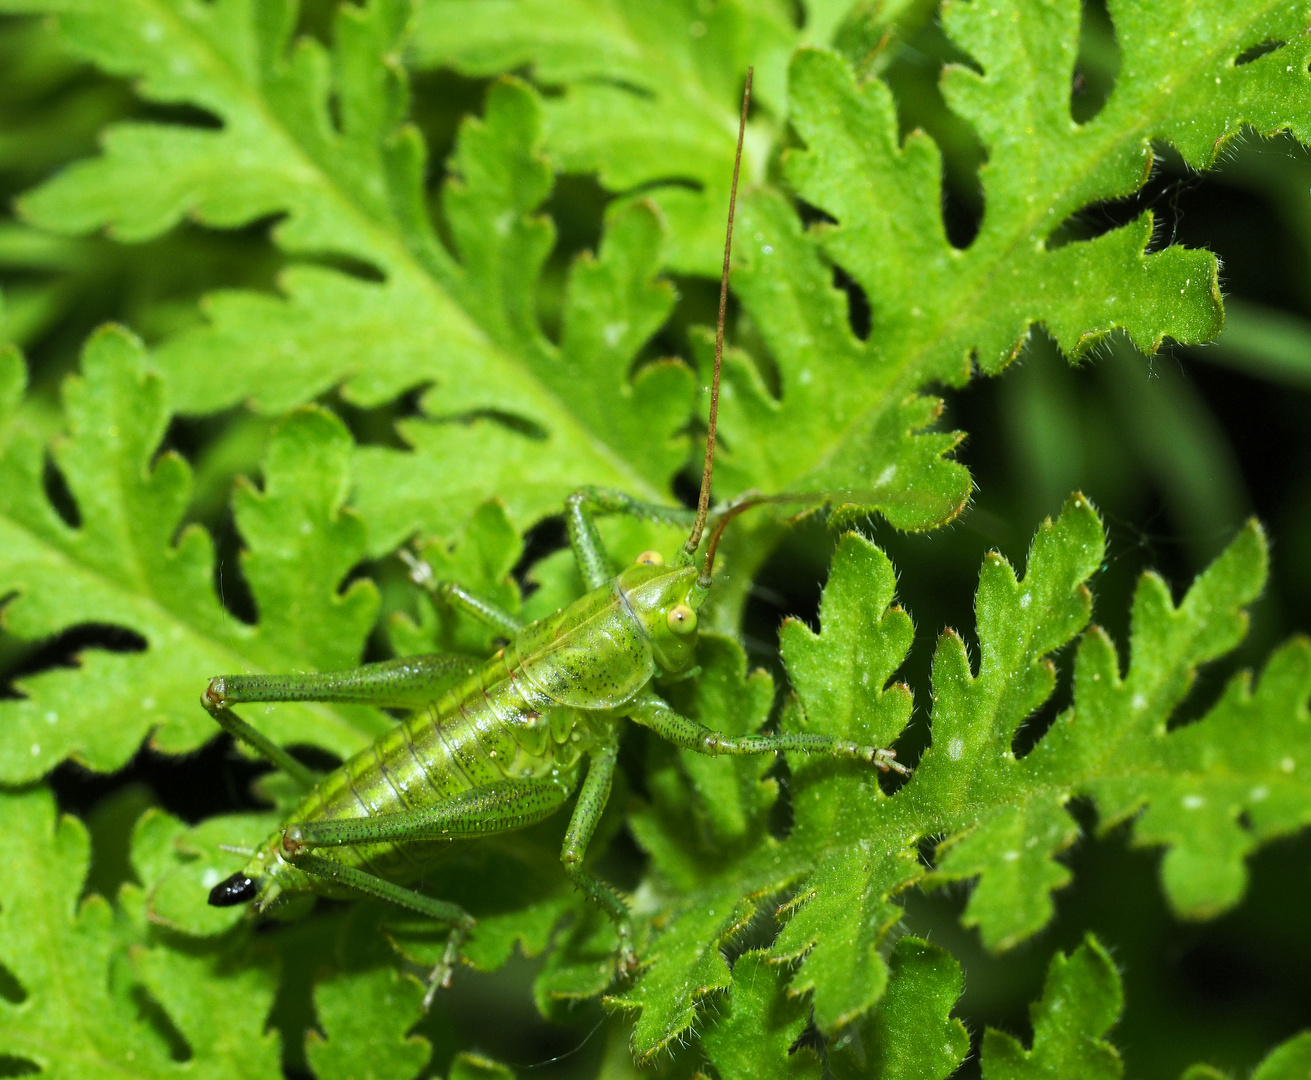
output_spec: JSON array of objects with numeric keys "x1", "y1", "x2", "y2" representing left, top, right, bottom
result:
[
  {"x1": 410, "y1": 0, "x2": 798, "y2": 275},
  {"x1": 306, "y1": 967, "x2": 431, "y2": 1080},
  {"x1": 699, "y1": 951, "x2": 816, "y2": 1080},
  {"x1": 836, "y1": 937, "x2": 969, "y2": 1080},
  {"x1": 6, "y1": 0, "x2": 695, "y2": 553},
  {"x1": 0, "y1": 787, "x2": 280, "y2": 1078},
  {"x1": 980, "y1": 936, "x2": 1123, "y2": 1079},
  {"x1": 0, "y1": 328, "x2": 387, "y2": 781}
]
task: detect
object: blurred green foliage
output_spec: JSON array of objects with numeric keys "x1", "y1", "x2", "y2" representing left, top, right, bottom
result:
[{"x1": 1, "y1": 0, "x2": 1310, "y2": 1077}]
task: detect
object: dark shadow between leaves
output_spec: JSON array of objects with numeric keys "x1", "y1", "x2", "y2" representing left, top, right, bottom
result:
[
  {"x1": 41, "y1": 451, "x2": 80, "y2": 529},
  {"x1": 131, "y1": 985, "x2": 192, "y2": 1062},
  {"x1": 1070, "y1": 0, "x2": 1121, "y2": 126},
  {"x1": 1045, "y1": 141, "x2": 1198, "y2": 252}
]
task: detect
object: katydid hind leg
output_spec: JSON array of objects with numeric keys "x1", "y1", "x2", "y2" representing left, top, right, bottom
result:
[
  {"x1": 202, "y1": 653, "x2": 478, "y2": 791},
  {"x1": 206, "y1": 653, "x2": 476, "y2": 711}
]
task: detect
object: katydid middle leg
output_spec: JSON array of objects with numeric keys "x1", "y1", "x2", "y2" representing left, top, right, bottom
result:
[
  {"x1": 558, "y1": 741, "x2": 637, "y2": 970},
  {"x1": 566, "y1": 486, "x2": 698, "y2": 588}
]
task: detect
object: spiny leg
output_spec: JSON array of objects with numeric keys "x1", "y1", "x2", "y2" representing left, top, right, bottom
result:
[
  {"x1": 201, "y1": 694, "x2": 318, "y2": 790},
  {"x1": 566, "y1": 486, "x2": 699, "y2": 589},
  {"x1": 203, "y1": 653, "x2": 479, "y2": 790},
  {"x1": 281, "y1": 780, "x2": 572, "y2": 851},
  {"x1": 629, "y1": 693, "x2": 910, "y2": 775},
  {"x1": 559, "y1": 741, "x2": 636, "y2": 972},
  {"x1": 290, "y1": 851, "x2": 475, "y2": 1006}
]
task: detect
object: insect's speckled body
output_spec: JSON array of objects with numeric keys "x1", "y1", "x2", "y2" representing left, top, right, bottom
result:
[
  {"x1": 200, "y1": 69, "x2": 906, "y2": 999},
  {"x1": 216, "y1": 563, "x2": 700, "y2": 918}
]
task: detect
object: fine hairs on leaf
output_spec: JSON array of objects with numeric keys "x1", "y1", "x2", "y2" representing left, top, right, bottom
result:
[{"x1": 0, "y1": 0, "x2": 1309, "y2": 1077}]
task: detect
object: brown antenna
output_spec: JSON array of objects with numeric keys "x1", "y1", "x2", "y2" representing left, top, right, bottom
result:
[{"x1": 683, "y1": 66, "x2": 753, "y2": 562}]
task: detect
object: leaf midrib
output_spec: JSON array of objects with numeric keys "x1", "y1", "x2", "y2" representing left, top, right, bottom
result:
[{"x1": 135, "y1": 0, "x2": 666, "y2": 506}]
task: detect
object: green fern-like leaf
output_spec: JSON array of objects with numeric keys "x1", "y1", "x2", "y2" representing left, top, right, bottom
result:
[
  {"x1": 2, "y1": 0, "x2": 1311, "y2": 1075},
  {"x1": 0, "y1": 328, "x2": 387, "y2": 779}
]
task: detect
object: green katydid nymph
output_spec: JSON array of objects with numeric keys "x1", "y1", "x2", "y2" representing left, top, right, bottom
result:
[{"x1": 201, "y1": 67, "x2": 907, "y2": 1005}]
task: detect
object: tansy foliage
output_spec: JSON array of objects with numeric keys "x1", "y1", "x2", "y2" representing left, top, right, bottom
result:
[{"x1": 0, "y1": 0, "x2": 1310, "y2": 1076}]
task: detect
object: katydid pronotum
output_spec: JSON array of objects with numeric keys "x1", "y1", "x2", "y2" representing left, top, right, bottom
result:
[{"x1": 202, "y1": 68, "x2": 907, "y2": 1004}]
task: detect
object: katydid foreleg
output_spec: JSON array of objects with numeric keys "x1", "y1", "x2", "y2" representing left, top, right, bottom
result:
[{"x1": 629, "y1": 693, "x2": 910, "y2": 774}]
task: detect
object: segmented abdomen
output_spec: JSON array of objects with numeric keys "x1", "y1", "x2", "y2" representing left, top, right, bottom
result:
[{"x1": 289, "y1": 648, "x2": 605, "y2": 885}]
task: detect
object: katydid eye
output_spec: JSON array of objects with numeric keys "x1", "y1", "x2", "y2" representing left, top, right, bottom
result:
[
  {"x1": 667, "y1": 603, "x2": 697, "y2": 635},
  {"x1": 636, "y1": 550, "x2": 664, "y2": 566}
]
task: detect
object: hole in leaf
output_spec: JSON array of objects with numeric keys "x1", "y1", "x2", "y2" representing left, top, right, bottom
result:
[
  {"x1": 941, "y1": 155, "x2": 983, "y2": 249},
  {"x1": 0, "y1": 1056, "x2": 40, "y2": 1077},
  {"x1": 2, "y1": 623, "x2": 148, "y2": 688},
  {"x1": 327, "y1": 86, "x2": 343, "y2": 137},
  {"x1": 132, "y1": 985, "x2": 193, "y2": 1062},
  {"x1": 300, "y1": 251, "x2": 387, "y2": 284},
  {"x1": 1070, "y1": 0, "x2": 1120, "y2": 125},
  {"x1": 833, "y1": 265, "x2": 871, "y2": 341},
  {"x1": 448, "y1": 409, "x2": 550, "y2": 441},
  {"x1": 620, "y1": 174, "x2": 704, "y2": 199},
  {"x1": 1045, "y1": 142, "x2": 1196, "y2": 251},
  {"x1": 211, "y1": 508, "x2": 258, "y2": 626},
  {"x1": 0, "y1": 963, "x2": 27, "y2": 1005},
  {"x1": 42, "y1": 452, "x2": 80, "y2": 528},
  {"x1": 1234, "y1": 39, "x2": 1286, "y2": 66},
  {"x1": 137, "y1": 100, "x2": 222, "y2": 131},
  {"x1": 796, "y1": 198, "x2": 837, "y2": 229}
]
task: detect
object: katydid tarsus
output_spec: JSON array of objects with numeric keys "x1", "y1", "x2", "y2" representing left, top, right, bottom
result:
[{"x1": 201, "y1": 68, "x2": 908, "y2": 1004}]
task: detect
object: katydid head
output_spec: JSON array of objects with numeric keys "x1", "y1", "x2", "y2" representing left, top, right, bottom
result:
[{"x1": 616, "y1": 558, "x2": 702, "y2": 674}]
